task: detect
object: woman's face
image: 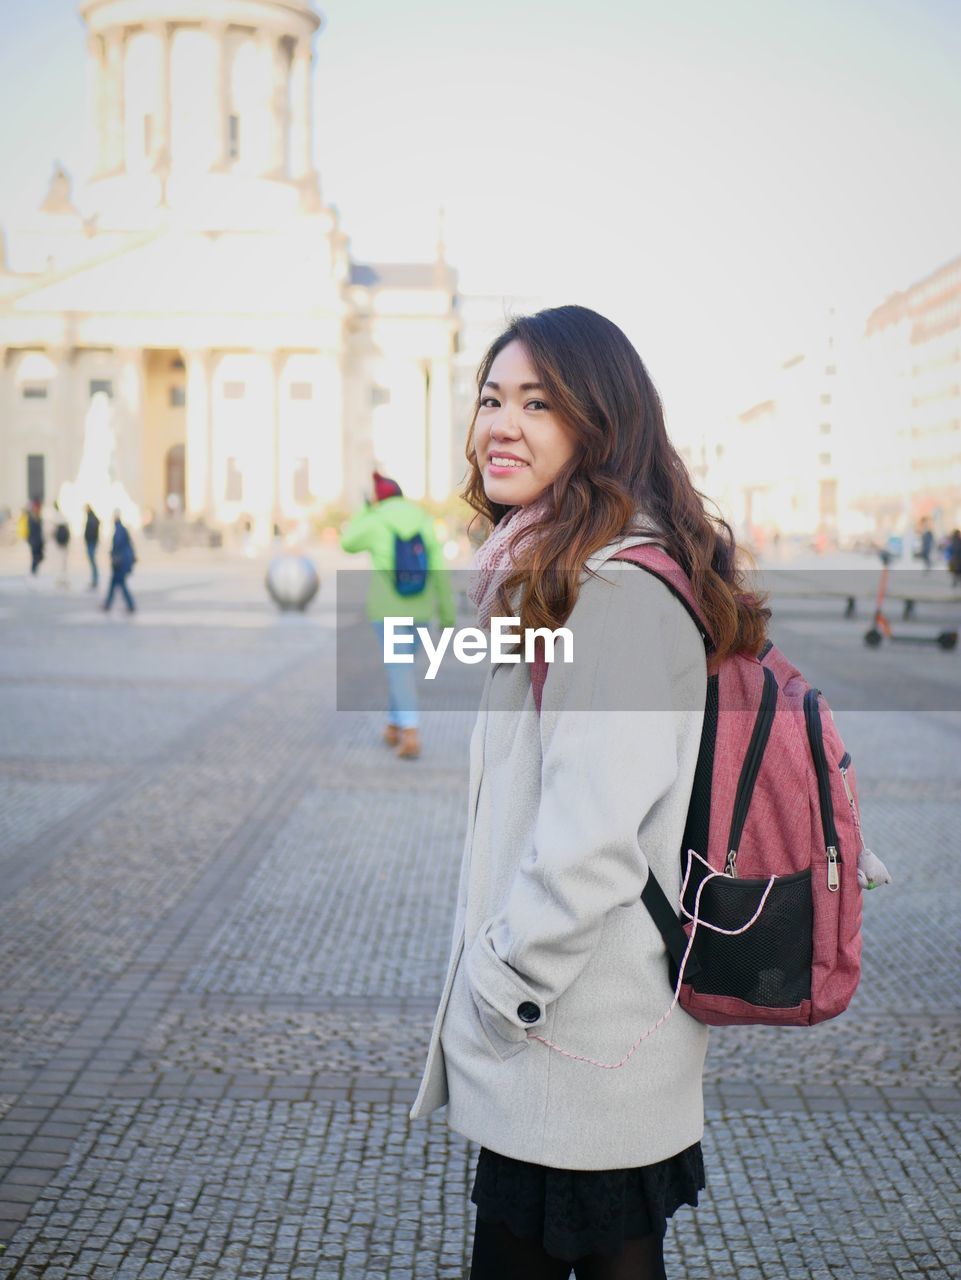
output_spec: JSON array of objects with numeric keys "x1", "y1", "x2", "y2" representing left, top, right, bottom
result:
[{"x1": 475, "y1": 340, "x2": 577, "y2": 507}]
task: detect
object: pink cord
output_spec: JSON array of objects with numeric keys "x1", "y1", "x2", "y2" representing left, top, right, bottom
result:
[{"x1": 525, "y1": 850, "x2": 776, "y2": 1069}]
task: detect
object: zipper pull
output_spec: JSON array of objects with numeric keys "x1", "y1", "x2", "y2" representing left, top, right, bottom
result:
[
  {"x1": 725, "y1": 849, "x2": 738, "y2": 878},
  {"x1": 826, "y1": 845, "x2": 840, "y2": 892}
]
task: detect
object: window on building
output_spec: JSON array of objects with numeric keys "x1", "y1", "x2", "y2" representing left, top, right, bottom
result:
[
  {"x1": 22, "y1": 384, "x2": 48, "y2": 399},
  {"x1": 819, "y1": 422, "x2": 832, "y2": 434},
  {"x1": 228, "y1": 114, "x2": 240, "y2": 160},
  {"x1": 27, "y1": 455, "x2": 45, "y2": 504},
  {"x1": 89, "y1": 379, "x2": 113, "y2": 398},
  {"x1": 225, "y1": 457, "x2": 243, "y2": 501},
  {"x1": 144, "y1": 114, "x2": 154, "y2": 157},
  {"x1": 371, "y1": 386, "x2": 391, "y2": 407},
  {"x1": 169, "y1": 386, "x2": 186, "y2": 408},
  {"x1": 293, "y1": 458, "x2": 310, "y2": 504},
  {"x1": 290, "y1": 382, "x2": 313, "y2": 401},
  {"x1": 223, "y1": 381, "x2": 246, "y2": 400},
  {"x1": 820, "y1": 478, "x2": 838, "y2": 515},
  {"x1": 820, "y1": 393, "x2": 832, "y2": 405},
  {"x1": 818, "y1": 452, "x2": 832, "y2": 466},
  {"x1": 825, "y1": 364, "x2": 837, "y2": 375}
]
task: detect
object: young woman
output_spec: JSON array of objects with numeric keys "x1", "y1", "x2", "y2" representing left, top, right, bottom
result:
[{"x1": 408, "y1": 306, "x2": 770, "y2": 1279}]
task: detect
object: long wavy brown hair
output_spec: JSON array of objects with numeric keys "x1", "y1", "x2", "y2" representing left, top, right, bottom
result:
[{"x1": 461, "y1": 305, "x2": 771, "y2": 665}]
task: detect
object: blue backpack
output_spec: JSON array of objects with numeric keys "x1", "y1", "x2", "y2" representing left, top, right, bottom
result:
[{"x1": 393, "y1": 532, "x2": 428, "y2": 596}]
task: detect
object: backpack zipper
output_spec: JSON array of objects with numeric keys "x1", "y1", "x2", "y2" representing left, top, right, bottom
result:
[
  {"x1": 803, "y1": 688, "x2": 842, "y2": 892},
  {"x1": 725, "y1": 665, "x2": 778, "y2": 876},
  {"x1": 838, "y1": 753, "x2": 863, "y2": 843}
]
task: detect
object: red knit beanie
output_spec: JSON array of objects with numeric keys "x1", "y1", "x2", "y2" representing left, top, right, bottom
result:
[{"x1": 373, "y1": 471, "x2": 402, "y2": 502}]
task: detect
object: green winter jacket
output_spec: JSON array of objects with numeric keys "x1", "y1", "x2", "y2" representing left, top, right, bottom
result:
[{"x1": 339, "y1": 496, "x2": 457, "y2": 625}]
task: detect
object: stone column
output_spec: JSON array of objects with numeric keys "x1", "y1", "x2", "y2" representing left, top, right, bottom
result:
[
  {"x1": 276, "y1": 37, "x2": 291, "y2": 177},
  {"x1": 0, "y1": 348, "x2": 10, "y2": 511},
  {"x1": 270, "y1": 352, "x2": 282, "y2": 525},
  {"x1": 116, "y1": 349, "x2": 145, "y2": 516},
  {"x1": 343, "y1": 331, "x2": 376, "y2": 507},
  {"x1": 87, "y1": 37, "x2": 107, "y2": 177},
  {"x1": 261, "y1": 32, "x2": 287, "y2": 176},
  {"x1": 149, "y1": 22, "x2": 172, "y2": 168},
  {"x1": 50, "y1": 347, "x2": 81, "y2": 491},
  {"x1": 104, "y1": 28, "x2": 126, "y2": 172},
  {"x1": 313, "y1": 351, "x2": 344, "y2": 503},
  {"x1": 289, "y1": 39, "x2": 313, "y2": 180},
  {"x1": 185, "y1": 350, "x2": 212, "y2": 518},
  {"x1": 206, "y1": 22, "x2": 228, "y2": 169},
  {"x1": 254, "y1": 30, "x2": 272, "y2": 174},
  {"x1": 427, "y1": 356, "x2": 453, "y2": 501},
  {"x1": 242, "y1": 352, "x2": 281, "y2": 539}
]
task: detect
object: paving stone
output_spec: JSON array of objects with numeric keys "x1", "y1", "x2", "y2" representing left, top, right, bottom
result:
[{"x1": 0, "y1": 555, "x2": 959, "y2": 1276}]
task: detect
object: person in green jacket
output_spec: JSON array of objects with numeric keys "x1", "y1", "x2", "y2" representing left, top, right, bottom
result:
[{"x1": 340, "y1": 472, "x2": 456, "y2": 759}]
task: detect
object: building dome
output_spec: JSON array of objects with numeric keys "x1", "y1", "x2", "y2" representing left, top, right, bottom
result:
[
  {"x1": 80, "y1": 0, "x2": 322, "y2": 220},
  {"x1": 80, "y1": 2, "x2": 321, "y2": 36}
]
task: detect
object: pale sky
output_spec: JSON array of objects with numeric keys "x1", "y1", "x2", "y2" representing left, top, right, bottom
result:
[{"x1": 1, "y1": 0, "x2": 959, "y2": 445}]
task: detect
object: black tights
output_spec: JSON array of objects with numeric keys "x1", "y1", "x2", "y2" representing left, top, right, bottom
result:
[{"x1": 469, "y1": 1213, "x2": 668, "y2": 1280}]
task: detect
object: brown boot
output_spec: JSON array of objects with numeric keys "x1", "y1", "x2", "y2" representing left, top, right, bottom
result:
[
  {"x1": 383, "y1": 723, "x2": 401, "y2": 747},
  {"x1": 397, "y1": 727, "x2": 421, "y2": 760}
]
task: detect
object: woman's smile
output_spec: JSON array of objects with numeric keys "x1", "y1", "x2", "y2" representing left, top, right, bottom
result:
[{"x1": 487, "y1": 453, "x2": 531, "y2": 475}]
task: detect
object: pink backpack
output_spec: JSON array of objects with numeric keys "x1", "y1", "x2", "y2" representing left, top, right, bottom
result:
[{"x1": 531, "y1": 544, "x2": 865, "y2": 1029}]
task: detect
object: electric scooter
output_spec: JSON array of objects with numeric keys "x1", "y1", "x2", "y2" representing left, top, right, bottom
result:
[{"x1": 864, "y1": 549, "x2": 958, "y2": 649}]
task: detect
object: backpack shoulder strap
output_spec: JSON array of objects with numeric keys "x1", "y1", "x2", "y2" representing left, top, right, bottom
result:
[{"x1": 530, "y1": 544, "x2": 715, "y2": 713}]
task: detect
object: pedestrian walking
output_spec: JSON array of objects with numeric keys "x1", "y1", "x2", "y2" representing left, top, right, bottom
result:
[
  {"x1": 53, "y1": 503, "x2": 71, "y2": 588},
  {"x1": 26, "y1": 500, "x2": 44, "y2": 577},
  {"x1": 948, "y1": 529, "x2": 961, "y2": 587},
  {"x1": 102, "y1": 511, "x2": 136, "y2": 614},
  {"x1": 339, "y1": 471, "x2": 456, "y2": 759},
  {"x1": 409, "y1": 306, "x2": 773, "y2": 1279},
  {"x1": 84, "y1": 504, "x2": 101, "y2": 589},
  {"x1": 916, "y1": 517, "x2": 935, "y2": 572}
]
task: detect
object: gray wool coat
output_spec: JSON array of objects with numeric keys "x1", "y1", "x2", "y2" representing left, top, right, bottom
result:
[{"x1": 408, "y1": 528, "x2": 710, "y2": 1170}]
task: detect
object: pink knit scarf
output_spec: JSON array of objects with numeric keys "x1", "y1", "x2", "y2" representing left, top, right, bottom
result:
[{"x1": 468, "y1": 495, "x2": 553, "y2": 630}]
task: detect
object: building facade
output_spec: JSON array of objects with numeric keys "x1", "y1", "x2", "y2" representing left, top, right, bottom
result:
[
  {"x1": 858, "y1": 254, "x2": 961, "y2": 535},
  {"x1": 708, "y1": 254, "x2": 961, "y2": 549},
  {"x1": 708, "y1": 308, "x2": 859, "y2": 547},
  {"x1": 0, "y1": 0, "x2": 461, "y2": 537}
]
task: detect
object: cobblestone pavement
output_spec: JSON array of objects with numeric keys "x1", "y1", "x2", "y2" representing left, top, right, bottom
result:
[{"x1": 0, "y1": 545, "x2": 959, "y2": 1278}]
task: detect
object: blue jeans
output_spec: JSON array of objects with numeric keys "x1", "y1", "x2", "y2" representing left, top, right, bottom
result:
[
  {"x1": 370, "y1": 620, "x2": 427, "y2": 729},
  {"x1": 86, "y1": 541, "x2": 98, "y2": 587},
  {"x1": 105, "y1": 570, "x2": 135, "y2": 612}
]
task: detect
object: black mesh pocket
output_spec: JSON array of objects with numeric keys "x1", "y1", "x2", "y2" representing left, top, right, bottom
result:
[{"x1": 684, "y1": 870, "x2": 812, "y2": 1008}]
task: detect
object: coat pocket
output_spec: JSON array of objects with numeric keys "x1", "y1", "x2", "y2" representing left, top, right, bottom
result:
[
  {"x1": 468, "y1": 981, "x2": 530, "y2": 1062},
  {"x1": 444, "y1": 948, "x2": 529, "y2": 1065}
]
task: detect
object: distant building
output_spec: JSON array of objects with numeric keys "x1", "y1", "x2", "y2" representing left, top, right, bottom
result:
[
  {"x1": 860, "y1": 254, "x2": 961, "y2": 535},
  {"x1": 711, "y1": 253, "x2": 961, "y2": 547},
  {"x1": 0, "y1": 0, "x2": 460, "y2": 536},
  {"x1": 709, "y1": 308, "x2": 855, "y2": 546}
]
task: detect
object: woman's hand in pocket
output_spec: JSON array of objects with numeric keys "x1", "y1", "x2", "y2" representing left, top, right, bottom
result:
[{"x1": 468, "y1": 983, "x2": 531, "y2": 1062}]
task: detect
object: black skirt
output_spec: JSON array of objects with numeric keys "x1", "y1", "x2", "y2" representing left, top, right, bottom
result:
[{"x1": 470, "y1": 1140, "x2": 705, "y2": 1262}]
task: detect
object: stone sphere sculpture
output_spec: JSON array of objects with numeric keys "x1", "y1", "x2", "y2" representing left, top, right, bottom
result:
[{"x1": 266, "y1": 554, "x2": 320, "y2": 612}]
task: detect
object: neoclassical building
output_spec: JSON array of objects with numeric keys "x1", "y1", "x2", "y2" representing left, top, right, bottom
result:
[{"x1": 0, "y1": 0, "x2": 460, "y2": 535}]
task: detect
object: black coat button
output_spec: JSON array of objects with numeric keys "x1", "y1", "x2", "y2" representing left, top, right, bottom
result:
[{"x1": 517, "y1": 1001, "x2": 540, "y2": 1024}]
